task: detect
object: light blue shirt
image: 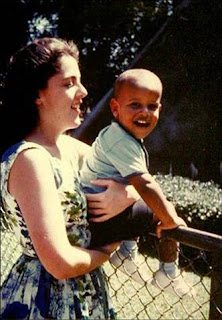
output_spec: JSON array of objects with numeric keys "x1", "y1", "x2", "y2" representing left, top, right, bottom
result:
[{"x1": 80, "y1": 121, "x2": 149, "y2": 193}]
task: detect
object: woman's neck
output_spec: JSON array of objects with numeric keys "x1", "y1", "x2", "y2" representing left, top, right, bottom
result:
[{"x1": 25, "y1": 129, "x2": 64, "y2": 159}]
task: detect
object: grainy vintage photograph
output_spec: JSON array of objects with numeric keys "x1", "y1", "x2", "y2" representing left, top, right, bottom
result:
[{"x1": 0, "y1": 1, "x2": 221, "y2": 319}]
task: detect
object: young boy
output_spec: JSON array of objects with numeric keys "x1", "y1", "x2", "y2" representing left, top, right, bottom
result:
[{"x1": 81, "y1": 69, "x2": 194, "y2": 297}]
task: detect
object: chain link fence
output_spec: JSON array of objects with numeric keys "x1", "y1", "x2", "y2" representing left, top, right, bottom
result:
[
  {"x1": 105, "y1": 228, "x2": 222, "y2": 320},
  {"x1": 1, "y1": 225, "x2": 221, "y2": 320}
]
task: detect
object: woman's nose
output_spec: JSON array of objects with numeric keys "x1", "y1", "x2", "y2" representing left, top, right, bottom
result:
[{"x1": 78, "y1": 83, "x2": 88, "y2": 99}]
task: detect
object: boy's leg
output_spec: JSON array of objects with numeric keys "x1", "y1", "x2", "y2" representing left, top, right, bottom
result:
[
  {"x1": 109, "y1": 239, "x2": 152, "y2": 285},
  {"x1": 89, "y1": 199, "x2": 153, "y2": 285},
  {"x1": 89, "y1": 198, "x2": 153, "y2": 248},
  {"x1": 89, "y1": 199, "x2": 194, "y2": 297},
  {"x1": 158, "y1": 237, "x2": 179, "y2": 263},
  {"x1": 152, "y1": 222, "x2": 195, "y2": 297},
  {"x1": 116, "y1": 240, "x2": 138, "y2": 260},
  {"x1": 154, "y1": 236, "x2": 180, "y2": 280},
  {"x1": 123, "y1": 201, "x2": 186, "y2": 289}
]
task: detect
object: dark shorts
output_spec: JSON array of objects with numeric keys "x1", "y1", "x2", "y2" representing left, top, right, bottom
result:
[{"x1": 89, "y1": 199, "x2": 154, "y2": 248}]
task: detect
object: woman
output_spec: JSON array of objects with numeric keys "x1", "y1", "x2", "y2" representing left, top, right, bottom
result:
[{"x1": 0, "y1": 37, "x2": 136, "y2": 319}]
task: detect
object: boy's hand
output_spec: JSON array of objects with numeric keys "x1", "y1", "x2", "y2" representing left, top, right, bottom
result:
[{"x1": 156, "y1": 217, "x2": 187, "y2": 238}]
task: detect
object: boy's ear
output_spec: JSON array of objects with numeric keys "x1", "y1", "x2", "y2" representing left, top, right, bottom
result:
[
  {"x1": 35, "y1": 92, "x2": 43, "y2": 106},
  {"x1": 35, "y1": 97, "x2": 42, "y2": 106},
  {"x1": 110, "y1": 98, "x2": 119, "y2": 118}
]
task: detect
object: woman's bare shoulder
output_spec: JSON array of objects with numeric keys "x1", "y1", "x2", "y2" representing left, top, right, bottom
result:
[{"x1": 61, "y1": 134, "x2": 91, "y2": 154}]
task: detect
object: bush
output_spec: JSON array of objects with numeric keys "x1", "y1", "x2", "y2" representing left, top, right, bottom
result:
[
  {"x1": 138, "y1": 174, "x2": 221, "y2": 274},
  {"x1": 154, "y1": 174, "x2": 222, "y2": 235}
]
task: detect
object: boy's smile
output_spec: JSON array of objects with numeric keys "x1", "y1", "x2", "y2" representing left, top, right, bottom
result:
[{"x1": 110, "y1": 83, "x2": 162, "y2": 139}]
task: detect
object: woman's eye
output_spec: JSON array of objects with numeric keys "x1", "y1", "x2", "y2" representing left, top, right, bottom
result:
[{"x1": 66, "y1": 81, "x2": 74, "y2": 88}]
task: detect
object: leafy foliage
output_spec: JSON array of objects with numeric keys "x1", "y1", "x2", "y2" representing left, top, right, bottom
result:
[
  {"x1": 0, "y1": 0, "x2": 220, "y2": 185},
  {"x1": 0, "y1": 0, "x2": 183, "y2": 111},
  {"x1": 58, "y1": 0, "x2": 176, "y2": 109},
  {"x1": 154, "y1": 173, "x2": 222, "y2": 235},
  {"x1": 139, "y1": 173, "x2": 221, "y2": 273}
]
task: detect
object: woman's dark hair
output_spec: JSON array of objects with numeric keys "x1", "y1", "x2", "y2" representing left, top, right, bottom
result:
[{"x1": 0, "y1": 37, "x2": 79, "y2": 157}]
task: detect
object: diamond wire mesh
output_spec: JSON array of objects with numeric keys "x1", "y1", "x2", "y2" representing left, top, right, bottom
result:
[
  {"x1": 104, "y1": 244, "x2": 219, "y2": 320},
  {"x1": 1, "y1": 228, "x2": 221, "y2": 320}
]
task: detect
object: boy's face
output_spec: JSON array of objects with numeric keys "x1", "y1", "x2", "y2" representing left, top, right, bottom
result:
[{"x1": 110, "y1": 83, "x2": 162, "y2": 139}]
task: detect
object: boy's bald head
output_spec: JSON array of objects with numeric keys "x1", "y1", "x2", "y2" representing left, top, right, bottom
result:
[{"x1": 114, "y1": 68, "x2": 163, "y2": 98}]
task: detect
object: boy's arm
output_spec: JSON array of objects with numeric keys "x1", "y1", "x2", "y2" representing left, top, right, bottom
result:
[
  {"x1": 129, "y1": 173, "x2": 186, "y2": 237},
  {"x1": 73, "y1": 138, "x2": 140, "y2": 220}
]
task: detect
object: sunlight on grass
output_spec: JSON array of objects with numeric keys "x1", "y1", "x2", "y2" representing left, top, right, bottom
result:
[
  {"x1": 1, "y1": 230, "x2": 211, "y2": 320},
  {"x1": 104, "y1": 255, "x2": 210, "y2": 320}
]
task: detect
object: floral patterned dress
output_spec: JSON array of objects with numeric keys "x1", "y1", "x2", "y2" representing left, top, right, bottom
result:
[{"x1": 0, "y1": 139, "x2": 116, "y2": 319}]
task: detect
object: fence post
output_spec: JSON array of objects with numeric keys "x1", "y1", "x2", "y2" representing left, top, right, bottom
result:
[{"x1": 209, "y1": 249, "x2": 222, "y2": 320}]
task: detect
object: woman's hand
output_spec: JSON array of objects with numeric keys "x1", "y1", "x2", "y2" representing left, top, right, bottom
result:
[{"x1": 86, "y1": 179, "x2": 140, "y2": 222}]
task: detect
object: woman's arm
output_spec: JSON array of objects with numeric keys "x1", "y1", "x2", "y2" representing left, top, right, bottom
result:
[
  {"x1": 9, "y1": 149, "x2": 119, "y2": 280},
  {"x1": 86, "y1": 180, "x2": 140, "y2": 222}
]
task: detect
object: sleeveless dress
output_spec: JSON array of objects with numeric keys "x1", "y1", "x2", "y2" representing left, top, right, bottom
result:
[{"x1": 0, "y1": 139, "x2": 116, "y2": 319}]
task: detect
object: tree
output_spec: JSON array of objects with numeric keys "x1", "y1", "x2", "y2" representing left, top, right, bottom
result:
[
  {"x1": 74, "y1": 0, "x2": 222, "y2": 184},
  {"x1": 58, "y1": 0, "x2": 177, "y2": 109},
  {"x1": 0, "y1": 0, "x2": 180, "y2": 109},
  {"x1": 0, "y1": 0, "x2": 60, "y2": 92}
]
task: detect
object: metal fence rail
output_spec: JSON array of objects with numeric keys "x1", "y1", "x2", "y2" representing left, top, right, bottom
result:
[
  {"x1": 162, "y1": 226, "x2": 222, "y2": 320},
  {"x1": 104, "y1": 226, "x2": 222, "y2": 320},
  {"x1": 161, "y1": 226, "x2": 222, "y2": 252},
  {"x1": 1, "y1": 226, "x2": 222, "y2": 320}
]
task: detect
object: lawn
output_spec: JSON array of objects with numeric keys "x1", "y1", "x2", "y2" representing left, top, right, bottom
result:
[{"x1": 104, "y1": 254, "x2": 210, "y2": 320}]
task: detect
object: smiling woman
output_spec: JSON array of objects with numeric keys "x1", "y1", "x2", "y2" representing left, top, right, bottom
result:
[
  {"x1": 34, "y1": 54, "x2": 87, "y2": 137},
  {"x1": 0, "y1": 37, "x2": 125, "y2": 320}
]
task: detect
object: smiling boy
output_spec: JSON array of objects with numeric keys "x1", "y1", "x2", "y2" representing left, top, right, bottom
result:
[{"x1": 81, "y1": 69, "x2": 194, "y2": 297}]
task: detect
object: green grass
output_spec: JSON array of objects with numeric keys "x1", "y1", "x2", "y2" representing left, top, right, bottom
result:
[
  {"x1": 104, "y1": 255, "x2": 210, "y2": 320},
  {"x1": 1, "y1": 230, "x2": 210, "y2": 320}
]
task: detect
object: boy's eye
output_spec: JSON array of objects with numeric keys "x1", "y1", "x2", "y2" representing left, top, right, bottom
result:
[
  {"x1": 130, "y1": 102, "x2": 141, "y2": 109},
  {"x1": 129, "y1": 103, "x2": 159, "y2": 111},
  {"x1": 148, "y1": 104, "x2": 158, "y2": 111}
]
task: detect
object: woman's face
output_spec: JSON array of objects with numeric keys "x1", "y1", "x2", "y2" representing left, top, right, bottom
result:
[{"x1": 37, "y1": 55, "x2": 88, "y2": 132}]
